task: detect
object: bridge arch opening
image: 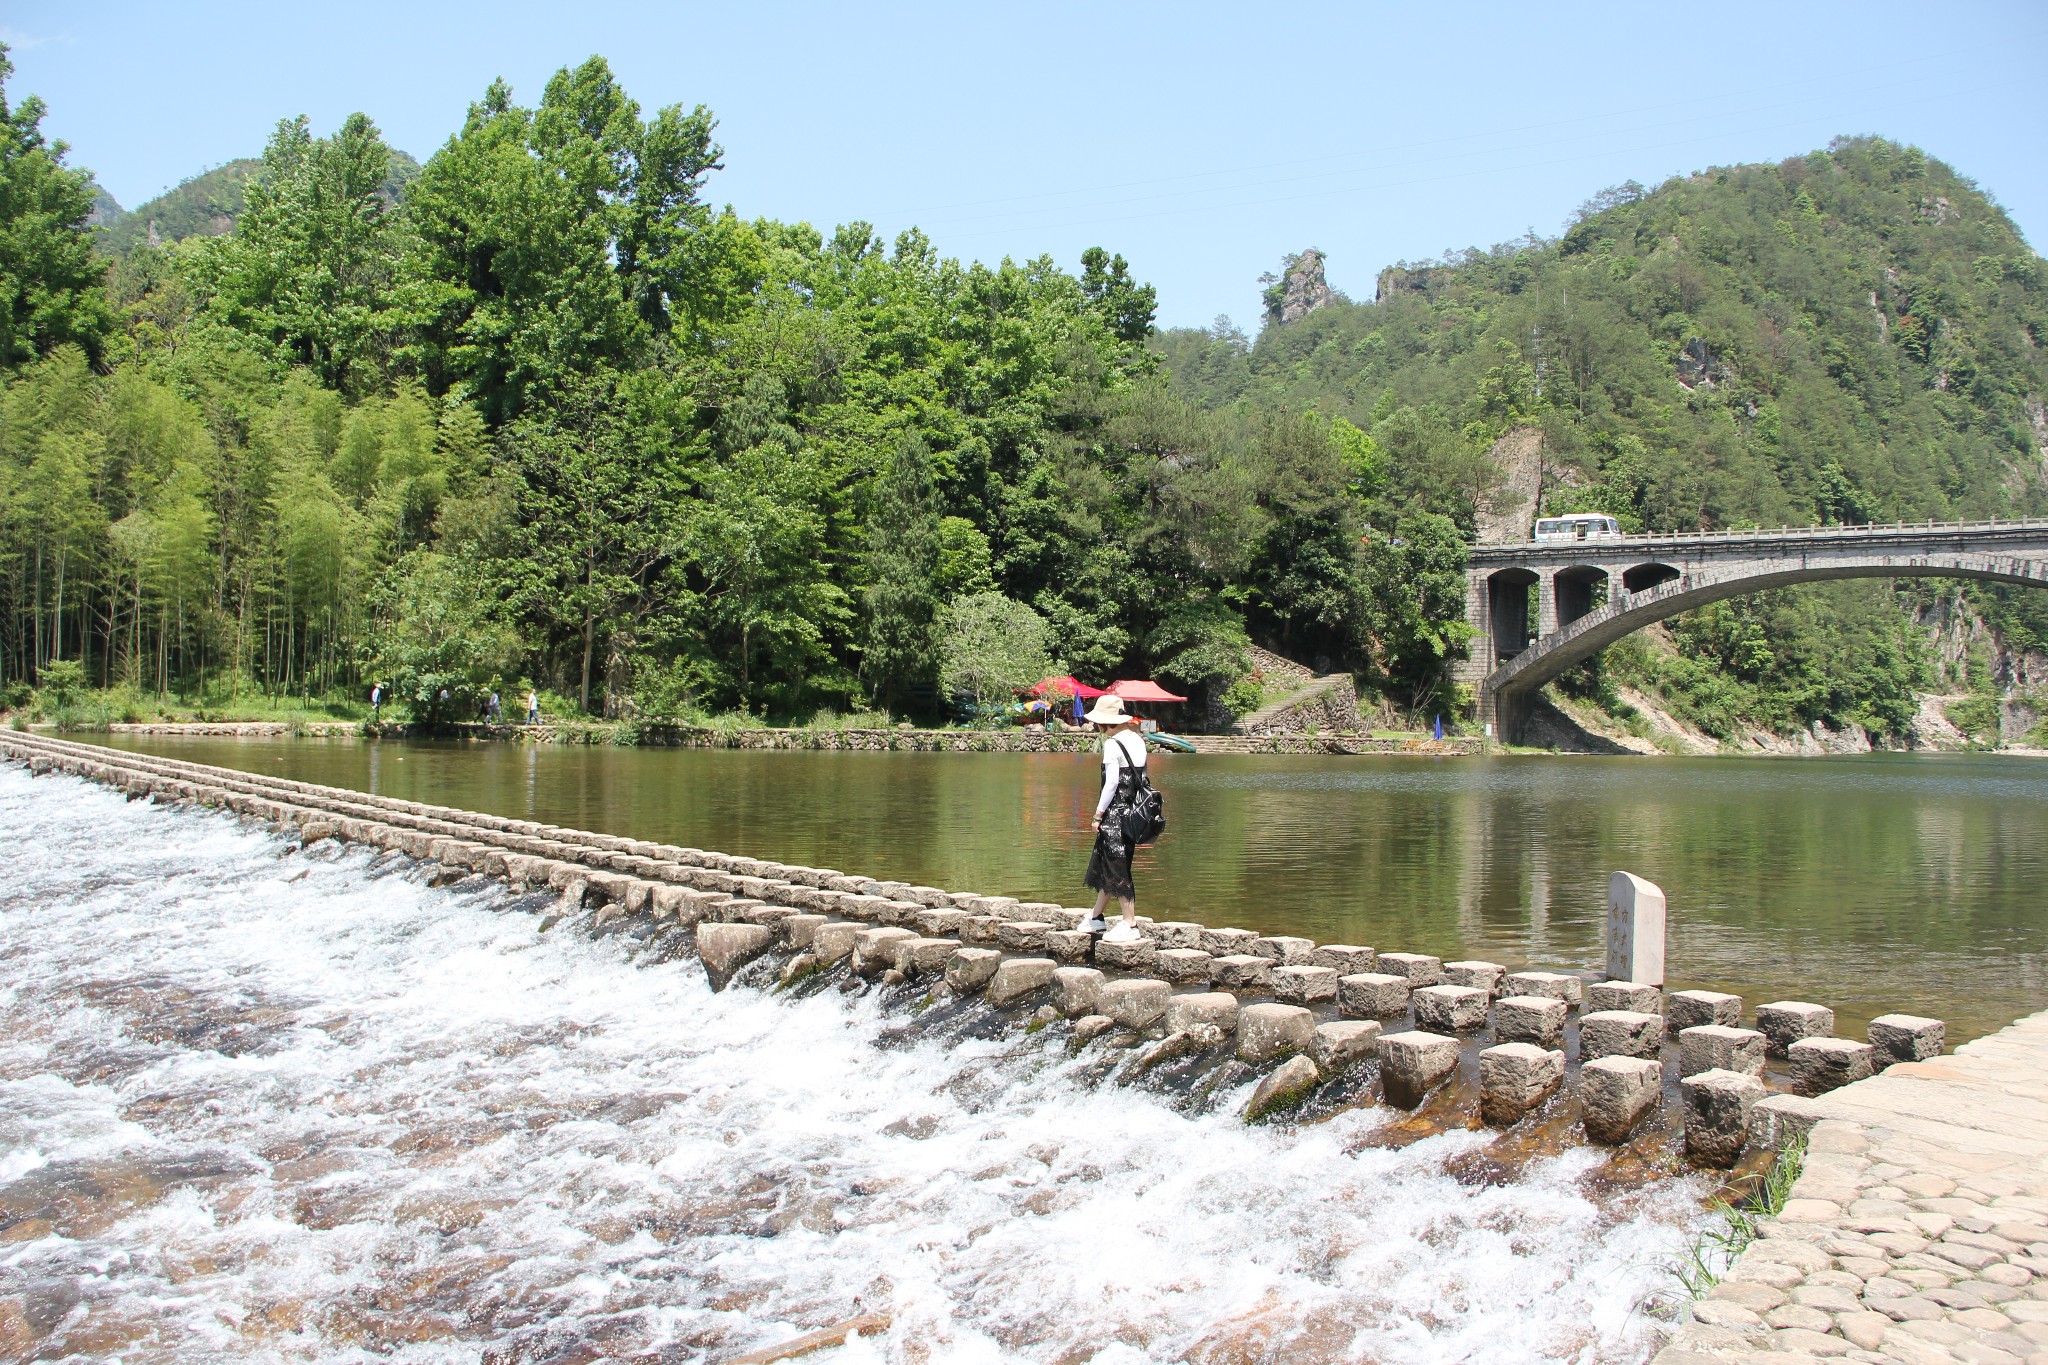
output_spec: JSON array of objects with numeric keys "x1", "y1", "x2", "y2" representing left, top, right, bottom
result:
[
  {"x1": 1622, "y1": 562, "x2": 1682, "y2": 594},
  {"x1": 1553, "y1": 565, "x2": 1610, "y2": 631},
  {"x1": 1486, "y1": 568, "x2": 1539, "y2": 667}
]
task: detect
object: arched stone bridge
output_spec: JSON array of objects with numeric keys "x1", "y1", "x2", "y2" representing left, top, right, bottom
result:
[{"x1": 1456, "y1": 520, "x2": 2048, "y2": 743}]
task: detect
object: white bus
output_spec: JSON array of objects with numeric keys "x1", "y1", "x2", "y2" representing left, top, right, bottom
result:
[{"x1": 1533, "y1": 513, "x2": 1624, "y2": 543}]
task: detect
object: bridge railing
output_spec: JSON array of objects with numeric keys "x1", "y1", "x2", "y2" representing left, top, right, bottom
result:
[{"x1": 1470, "y1": 515, "x2": 2048, "y2": 556}]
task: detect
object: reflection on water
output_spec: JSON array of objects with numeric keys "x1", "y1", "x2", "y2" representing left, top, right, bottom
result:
[
  {"x1": 100, "y1": 737, "x2": 2048, "y2": 1039},
  {"x1": 0, "y1": 766, "x2": 1701, "y2": 1363}
]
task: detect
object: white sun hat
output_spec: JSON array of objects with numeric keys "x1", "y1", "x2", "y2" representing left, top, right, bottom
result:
[{"x1": 1084, "y1": 694, "x2": 1133, "y2": 725}]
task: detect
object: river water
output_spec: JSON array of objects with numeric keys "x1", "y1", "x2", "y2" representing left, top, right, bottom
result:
[
  {"x1": 2, "y1": 762, "x2": 1701, "y2": 1363},
  {"x1": 101, "y1": 737, "x2": 2048, "y2": 1041}
]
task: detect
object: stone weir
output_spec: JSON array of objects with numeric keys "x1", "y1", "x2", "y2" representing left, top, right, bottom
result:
[{"x1": 2, "y1": 731, "x2": 1945, "y2": 1163}]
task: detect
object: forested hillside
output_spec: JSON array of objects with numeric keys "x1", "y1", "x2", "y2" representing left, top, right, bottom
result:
[
  {"x1": 0, "y1": 50, "x2": 1466, "y2": 728},
  {"x1": 1158, "y1": 139, "x2": 2048, "y2": 741},
  {"x1": 5, "y1": 39, "x2": 2045, "y2": 741}
]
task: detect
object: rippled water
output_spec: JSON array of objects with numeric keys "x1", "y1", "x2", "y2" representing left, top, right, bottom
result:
[{"x1": 0, "y1": 765, "x2": 1705, "y2": 1363}]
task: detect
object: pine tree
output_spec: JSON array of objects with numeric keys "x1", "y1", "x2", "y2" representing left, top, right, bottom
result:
[{"x1": 860, "y1": 434, "x2": 942, "y2": 713}]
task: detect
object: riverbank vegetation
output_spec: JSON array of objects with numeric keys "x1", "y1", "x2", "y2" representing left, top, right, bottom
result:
[{"x1": 4, "y1": 47, "x2": 2045, "y2": 741}]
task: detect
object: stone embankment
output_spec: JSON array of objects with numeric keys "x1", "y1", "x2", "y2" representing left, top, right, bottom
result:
[
  {"x1": 1656, "y1": 1009, "x2": 2048, "y2": 1365},
  {"x1": 4, "y1": 731, "x2": 1944, "y2": 1174},
  {"x1": 89, "y1": 718, "x2": 1484, "y2": 755}
]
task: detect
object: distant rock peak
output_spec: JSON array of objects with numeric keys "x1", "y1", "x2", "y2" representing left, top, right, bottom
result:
[{"x1": 1266, "y1": 248, "x2": 1334, "y2": 325}]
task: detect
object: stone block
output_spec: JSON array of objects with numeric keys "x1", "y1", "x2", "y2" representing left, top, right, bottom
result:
[
  {"x1": 944, "y1": 947, "x2": 1002, "y2": 994},
  {"x1": 1036, "y1": 907, "x2": 1087, "y2": 931},
  {"x1": 1668, "y1": 989, "x2": 1742, "y2": 1031},
  {"x1": 885, "y1": 900, "x2": 931, "y2": 927},
  {"x1": 1500, "y1": 971, "x2": 1582, "y2": 1007},
  {"x1": 987, "y1": 956, "x2": 1057, "y2": 1007},
  {"x1": 1337, "y1": 972, "x2": 1410, "y2": 1018},
  {"x1": 1579, "y1": 1009, "x2": 1664, "y2": 1060},
  {"x1": 1755, "y1": 1001, "x2": 1834, "y2": 1057},
  {"x1": 958, "y1": 915, "x2": 1004, "y2": 946},
  {"x1": 811, "y1": 920, "x2": 861, "y2": 964},
  {"x1": 1236, "y1": 1003, "x2": 1315, "y2": 1064},
  {"x1": 1492, "y1": 994, "x2": 1568, "y2": 1046},
  {"x1": 1606, "y1": 871, "x2": 1667, "y2": 986},
  {"x1": 1149, "y1": 921, "x2": 1206, "y2": 951},
  {"x1": 1244, "y1": 1054, "x2": 1320, "y2": 1123},
  {"x1": 1201, "y1": 927, "x2": 1260, "y2": 956},
  {"x1": 1154, "y1": 948, "x2": 1214, "y2": 983},
  {"x1": 997, "y1": 920, "x2": 1052, "y2": 952},
  {"x1": 1414, "y1": 983, "x2": 1489, "y2": 1033},
  {"x1": 1789, "y1": 1037, "x2": 1875, "y2": 1096},
  {"x1": 1680, "y1": 1025, "x2": 1768, "y2": 1078},
  {"x1": 1377, "y1": 1030, "x2": 1460, "y2": 1107},
  {"x1": 1580, "y1": 1056, "x2": 1662, "y2": 1143},
  {"x1": 1271, "y1": 965, "x2": 1339, "y2": 1004},
  {"x1": 1444, "y1": 960, "x2": 1505, "y2": 995},
  {"x1": 916, "y1": 907, "x2": 967, "y2": 938},
  {"x1": 782, "y1": 914, "x2": 828, "y2": 949},
  {"x1": 895, "y1": 937, "x2": 961, "y2": 976},
  {"x1": 1479, "y1": 1042, "x2": 1565, "y2": 1125},
  {"x1": 1094, "y1": 937, "x2": 1157, "y2": 974},
  {"x1": 1682, "y1": 1067, "x2": 1766, "y2": 1167},
  {"x1": 1013, "y1": 901, "x2": 1064, "y2": 923},
  {"x1": 1100, "y1": 978, "x2": 1173, "y2": 1031},
  {"x1": 696, "y1": 922, "x2": 773, "y2": 992},
  {"x1": 1868, "y1": 1014, "x2": 1944, "y2": 1067},
  {"x1": 1376, "y1": 952, "x2": 1442, "y2": 986},
  {"x1": 1044, "y1": 930, "x2": 1095, "y2": 963},
  {"x1": 1249, "y1": 936, "x2": 1315, "y2": 964},
  {"x1": 1212, "y1": 954, "x2": 1274, "y2": 991},
  {"x1": 1165, "y1": 991, "x2": 1239, "y2": 1034},
  {"x1": 1309, "y1": 1020, "x2": 1381, "y2": 1076},
  {"x1": 1311, "y1": 945, "x2": 1375, "y2": 975},
  {"x1": 1051, "y1": 966, "x2": 1106, "y2": 1017},
  {"x1": 853, "y1": 926, "x2": 917, "y2": 976}
]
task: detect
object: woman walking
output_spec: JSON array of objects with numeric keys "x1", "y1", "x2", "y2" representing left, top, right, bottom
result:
[{"x1": 1082, "y1": 694, "x2": 1149, "y2": 943}]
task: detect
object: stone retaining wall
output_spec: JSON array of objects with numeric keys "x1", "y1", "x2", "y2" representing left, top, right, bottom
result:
[{"x1": 2, "y1": 730, "x2": 1947, "y2": 1177}]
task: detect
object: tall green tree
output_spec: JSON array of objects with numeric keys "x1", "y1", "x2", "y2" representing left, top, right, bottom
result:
[
  {"x1": 189, "y1": 112, "x2": 412, "y2": 394},
  {"x1": 860, "y1": 433, "x2": 942, "y2": 711},
  {"x1": 402, "y1": 58, "x2": 726, "y2": 421},
  {"x1": 0, "y1": 46, "x2": 110, "y2": 368}
]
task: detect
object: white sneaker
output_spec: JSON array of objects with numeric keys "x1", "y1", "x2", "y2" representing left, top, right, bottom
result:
[
  {"x1": 1080, "y1": 915, "x2": 1108, "y2": 934},
  {"x1": 1102, "y1": 923, "x2": 1142, "y2": 944}
]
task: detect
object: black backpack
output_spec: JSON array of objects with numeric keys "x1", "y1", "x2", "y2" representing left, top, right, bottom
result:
[{"x1": 1116, "y1": 735, "x2": 1167, "y2": 845}]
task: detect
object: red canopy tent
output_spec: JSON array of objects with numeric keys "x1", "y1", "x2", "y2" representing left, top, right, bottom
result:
[
  {"x1": 1028, "y1": 674, "x2": 1109, "y2": 699},
  {"x1": 1107, "y1": 679, "x2": 1188, "y2": 703}
]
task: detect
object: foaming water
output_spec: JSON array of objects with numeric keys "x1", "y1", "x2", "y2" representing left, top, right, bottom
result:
[{"x1": 0, "y1": 767, "x2": 1706, "y2": 1363}]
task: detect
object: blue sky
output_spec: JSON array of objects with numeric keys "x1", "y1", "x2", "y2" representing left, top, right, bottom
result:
[{"x1": 6, "y1": 1, "x2": 2044, "y2": 329}]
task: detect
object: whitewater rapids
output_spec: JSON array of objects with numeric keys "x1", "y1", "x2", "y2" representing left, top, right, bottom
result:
[{"x1": 0, "y1": 764, "x2": 1706, "y2": 1363}]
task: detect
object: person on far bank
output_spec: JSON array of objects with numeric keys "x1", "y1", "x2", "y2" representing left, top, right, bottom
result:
[
  {"x1": 1082, "y1": 693, "x2": 1148, "y2": 942},
  {"x1": 525, "y1": 688, "x2": 540, "y2": 726}
]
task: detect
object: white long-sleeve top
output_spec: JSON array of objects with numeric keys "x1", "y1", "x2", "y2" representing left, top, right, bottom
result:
[{"x1": 1095, "y1": 730, "x2": 1147, "y2": 816}]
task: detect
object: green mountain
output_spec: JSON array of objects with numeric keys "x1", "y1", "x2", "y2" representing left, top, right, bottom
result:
[
  {"x1": 1156, "y1": 136, "x2": 2048, "y2": 743},
  {"x1": 93, "y1": 150, "x2": 421, "y2": 255}
]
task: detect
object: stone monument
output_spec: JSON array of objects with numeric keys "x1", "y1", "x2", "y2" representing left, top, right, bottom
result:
[{"x1": 1605, "y1": 871, "x2": 1666, "y2": 986}]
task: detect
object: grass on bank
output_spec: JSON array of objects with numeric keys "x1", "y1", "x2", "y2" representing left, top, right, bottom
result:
[{"x1": 1668, "y1": 1132, "x2": 1808, "y2": 1303}]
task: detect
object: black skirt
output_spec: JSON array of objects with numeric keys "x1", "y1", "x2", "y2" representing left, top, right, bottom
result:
[{"x1": 1084, "y1": 773, "x2": 1140, "y2": 898}]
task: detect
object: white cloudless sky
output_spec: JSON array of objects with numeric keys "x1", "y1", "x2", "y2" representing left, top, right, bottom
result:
[{"x1": 6, "y1": 0, "x2": 2044, "y2": 329}]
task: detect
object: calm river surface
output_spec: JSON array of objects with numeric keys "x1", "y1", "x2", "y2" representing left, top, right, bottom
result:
[{"x1": 101, "y1": 737, "x2": 2048, "y2": 1041}]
